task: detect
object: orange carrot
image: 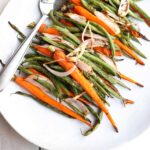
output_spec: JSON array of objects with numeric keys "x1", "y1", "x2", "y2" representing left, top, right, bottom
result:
[
  {"x1": 130, "y1": 5, "x2": 150, "y2": 27},
  {"x1": 33, "y1": 45, "x2": 52, "y2": 57},
  {"x1": 60, "y1": 19, "x2": 74, "y2": 27},
  {"x1": 15, "y1": 76, "x2": 92, "y2": 127},
  {"x1": 28, "y1": 68, "x2": 44, "y2": 76},
  {"x1": 53, "y1": 50, "x2": 118, "y2": 132},
  {"x1": 38, "y1": 24, "x2": 60, "y2": 35},
  {"x1": 119, "y1": 73, "x2": 144, "y2": 87},
  {"x1": 28, "y1": 68, "x2": 93, "y2": 106},
  {"x1": 74, "y1": 6, "x2": 117, "y2": 35},
  {"x1": 28, "y1": 68, "x2": 92, "y2": 106},
  {"x1": 94, "y1": 47, "x2": 122, "y2": 56},
  {"x1": 130, "y1": 30, "x2": 141, "y2": 38},
  {"x1": 38, "y1": 24, "x2": 47, "y2": 33},
  {"x1": 124, "y1": 99, "x2": 135, "y2": 105},
  {"x1": 114, "y1": 40, "x2": 145, "y2": 65},
  {"x1": 69, "y1": 92, "x2": 94, "y2": 106},
  {"x1": 71, "y1": 0, "x2": 82, "y2": 6}
]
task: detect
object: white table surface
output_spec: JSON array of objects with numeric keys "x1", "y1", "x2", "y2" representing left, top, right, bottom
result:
[
  {"x1": 0, "y1": 1, "x2": 41, "y2": 150},
  {"x1": 0, "y1": 1, "x2": 150, "y2": 150}
]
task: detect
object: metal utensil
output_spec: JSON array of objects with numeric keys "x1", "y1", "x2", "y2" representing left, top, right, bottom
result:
[{"x1": 0, "y1": 0, "x2": 56, "y2": 92}]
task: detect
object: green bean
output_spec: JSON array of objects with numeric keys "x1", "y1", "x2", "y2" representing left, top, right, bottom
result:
[
  {"x1": 81, "y1": 0, "x2": 95, "y2": 12},
  {"x1": 89, "y1": 73, "x2": 125, "y2": 101},
  {"x1": 42, "y1": 34, "x2": 117, "y2": 76},
  {"x1": 90, "y1": 77, "x2": 110, "y2": 97},
  {"x1": 18, "y1": 66, "x2": 62, "y2": 97},
  {"x1": 55, "y1": 11, "x2": 104, "y2": 35},
  {"x1": 124, "y1": 40, "x2": 147, "y2": 59},
  {"x1": 42, "y1": 36, "x2": 72, "y2": 52},
  {"x1": 130, "y1": 1, "x2": 150, "y2": 25},
  {"x1": 108, "y1": 0, "x2": 117, "y2": 8},
  {"x1": 90, "y1": 21, "x2": 116, "y2": 58},
  {"x1": 80, "y1": 56, "x2": 130, "y2": 90},
  {"x1": 14, "y1": 91, "x2": 72, "y2": 118},
  {"x1": 63, "y1": 99, "x2": 91, "y2": 123},
  {"x1": 63, "y1": 36, "x2": 78, "y2": 47},
  {"x1": 84, "y1": 108, "x2": 103, "y2": 136},
  {"x1": 35, "y1": 78, "x2": 59, "y2": 97},
  {"x1": 50, "y1": 10, "x2": 80, "y2": 32},
  {"x1": 53, "y1": 25, "x2": 81, "y2": 45},
  {"x1": 23, "y1": 56, "x2": 52, "y2": 64},
  {"x1": 8, "y1": 21, "x2": 26, "y2": 39},
  {"x1": 91, "y1": 0, "x2": 115, "y2": 13},
  {"x1": 84, "y1": 53, "x2": 117, "y2": 75},
  {"x1": 80, "y1": 57, "x2": 116, "y2": 84},
  {"x1": 24, "y1": 53, "x2": 40, "y2": 58}
]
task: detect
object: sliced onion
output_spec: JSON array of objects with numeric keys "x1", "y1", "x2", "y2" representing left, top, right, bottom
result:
[
  {"x1": 106, "y1": 11, "x2": 126, "y2": 25},
  {"x1": 67, "y1": 40, "x2": 89, "y2": 59},
  {"x1": 61, "y1": 40, "x2": 75, "y2": 49},
  {"x1": 76, "y1": 60, "x2": 93, "y2": 73},
  {"x1": 88, "y1": 39, "x2": 107, "y2": 48},
  {"x1": 25, "y1": 74, "x2": 54, "y2": 93},
  {"x1": 65, "y1": 13, "x2": 87, "y2": 24},
  {"x1": 82, "y1": 21, "x2": 90, "y2": 42},
  {"x1": 118, "y1": 0, "x2": 129, "y2": 17},
  {"x1": 26, "y1": 74, "x2": 54, "y2": 86},
  {"x1": 43, "y1": 64, "x2": 77, "y2": 77},
  {"x1": 98, "y1": 53, "x2": 117, "y2": 71},
  {"x1": 43, "y1": 33, "x2": 62, "y2": 41},
  {"x1": 94, "y1": 11, "x2": 120, "y2": 35},
  {"x1": 84, "y1": 33, "x2": 108, "y2": 42},
  {"x1": 25, "y1": 75, "x2": 57, "y2": 100},
  {"x1": 43, "y1": 33, "x2": 75, "y2": 49},
  {"x1": 65, "y1": 98, "x2": 89, "y2": 116}
]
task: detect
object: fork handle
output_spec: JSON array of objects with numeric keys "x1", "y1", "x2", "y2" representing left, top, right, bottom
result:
[{"x1": 0, "y1": 15, "x2": 48, "y2": 92}]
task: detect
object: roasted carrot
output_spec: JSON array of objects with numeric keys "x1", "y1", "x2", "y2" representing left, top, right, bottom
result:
[
  {"x1": 33, "y1": 45, "x2": 52, "y2": 57},
  {"x1": 119, "y1": 73, "x2": 144, "y2": 87},
  {"x1": 130, "y1": 30, "x2": 141, "y2": 38},
  {"x1": 94, "y1": 47, "x2": 122, "y2": 56},
  {"x1": 28, "y1": 68, "x2": 44, "y2": 76},
  {"x1": 53, "y1": 50, "x2": 118, "y2": 132},
  {"x1": 38, "y1": 24, "x2": 60, "y2": 35},
  {"x1": 38, "y1": 24, "x2": 47, "y2": 33},
  {"x1": 15, "y1": 76, "x2": 92, "y2": 127},
  {"x1": 69, "y1": 92, "x2": 94, "y2": 106},
  {"x1": 74, "y1": 6, "x2": 117, "y2": 35},
  {"x1": 130, "y1": 5, "x2": 150, "y2": 27},
  {"x1": 60, "y1": 19, "x2": 74, "y2": 27},
  {"x1": 114, "y1": 40, "x2": 145, "y2": 65},
  {"x1": 124, "y1": 99, "x2": 135, "y2": 105},
  {"x1": 71, "y1": 0, "x2": 82, "y2": 6},
  {"x1": 28, "y1": 68, "x2": 93, "y2": 105}
]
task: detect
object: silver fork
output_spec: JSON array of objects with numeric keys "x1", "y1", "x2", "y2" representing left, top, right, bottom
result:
[{"x1": 0, "y1": 0, "x2": 58, "y2": 92}]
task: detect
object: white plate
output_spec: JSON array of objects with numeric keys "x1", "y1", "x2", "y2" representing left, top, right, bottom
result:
[{"x1": 0, "y1": 0, "x2": 150, "y2": 150}]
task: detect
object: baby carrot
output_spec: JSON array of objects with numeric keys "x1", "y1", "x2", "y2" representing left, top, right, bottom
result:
[
  {"x1": 74, "y1": 5, "x2": 117, "y2": 35},
  {"x1": 94, "y1": 47, "x2": 122, "y2": 56},
  {"x1": 71, "y1": 0, "x2": 82, "y2": 6},
  {"x1": 60, "y1": 19, "x2": 74, "y2": 27},
  {"x1": 119, "y1": 73, "x2": 144, "y2": 87},
  {"x1": 15, "y1": 76, "x2": 92, "y2": 127},
  {"x1": 33, "y1": 45, "x2": 52, "y2": 57},
  {"x1": 38, "y1": 24, "x2": 60, "y2": 35},
  {"x1": 53, "y1": 50, "x2": 118, "y2": 132},
  {"x1": 114, "y1": 40, "x2": 145, "y2": 65}
]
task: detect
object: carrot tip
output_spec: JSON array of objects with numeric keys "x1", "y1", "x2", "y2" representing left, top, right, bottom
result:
[
  {"x1": 136, "y1": 82, "x2": 144, "y2": 87},
  {"x1": 124, "y1": 99, "x2": 135, "y2": 105},
  {"x1": 114, "y1": 125, "x2": 119, "y2": 133}
]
